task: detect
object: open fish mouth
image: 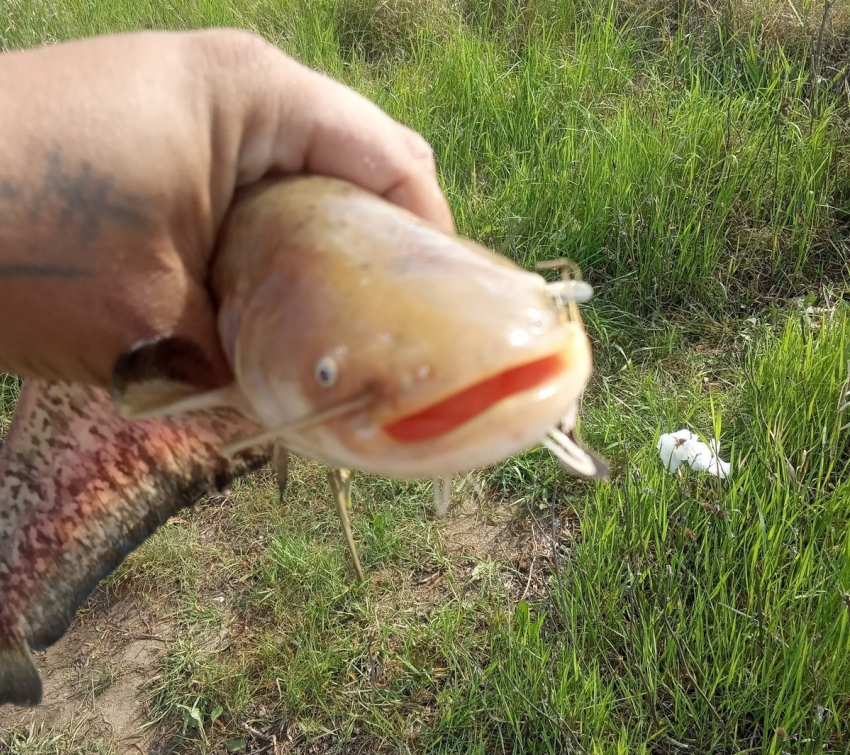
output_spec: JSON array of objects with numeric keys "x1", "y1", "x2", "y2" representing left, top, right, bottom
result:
[{"x1": 382, "y1": 353, "x2": 566, "y2": 442}]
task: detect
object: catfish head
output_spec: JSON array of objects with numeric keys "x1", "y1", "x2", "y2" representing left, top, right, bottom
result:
[{"x1": 114, "y1": 177, "x2": 608, "y2": 484}]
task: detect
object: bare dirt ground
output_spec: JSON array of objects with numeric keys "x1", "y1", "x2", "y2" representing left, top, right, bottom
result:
[
  {"x1": 0, "y1": 490, "x2": 574, "y2": 754},
  {"x1": 0, "y1": 588, "x2": 178, "y2": 754}
]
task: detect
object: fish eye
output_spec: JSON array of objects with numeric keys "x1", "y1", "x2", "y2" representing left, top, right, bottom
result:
[{"x1": 314, "y1": 356, "x2": 338, "y2": 388}]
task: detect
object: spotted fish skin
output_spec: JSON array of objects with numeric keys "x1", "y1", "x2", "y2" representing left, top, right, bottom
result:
[{"x1": 0, "y1": 379, "x2": 270, "y2": 707}]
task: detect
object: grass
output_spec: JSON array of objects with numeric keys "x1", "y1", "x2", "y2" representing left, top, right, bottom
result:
[
  {"x1": 2, "y1": 0, "x2": 850, "y2": 753},
  {"x1": 0, "y1": 720, "x2": 116, "y2": 755}
]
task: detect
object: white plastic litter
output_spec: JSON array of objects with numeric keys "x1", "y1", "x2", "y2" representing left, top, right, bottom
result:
[{"x1": 657, "y1": 429, "x2": 730, "y2": 479}]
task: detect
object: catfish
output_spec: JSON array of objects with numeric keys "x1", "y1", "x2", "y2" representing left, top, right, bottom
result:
[{"x1": 0, "y1": 176, "x2": 606, "y2": 707}]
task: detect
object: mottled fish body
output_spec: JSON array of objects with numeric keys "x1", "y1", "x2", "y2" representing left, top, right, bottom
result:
[{"x1": 0, "y1": 380, "x2": 268, "y2": 707}]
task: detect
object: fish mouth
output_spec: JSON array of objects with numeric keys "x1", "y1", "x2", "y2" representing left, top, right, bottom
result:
[{"x1": 382, "y1": 353, "x2": 565, "y2": 443}]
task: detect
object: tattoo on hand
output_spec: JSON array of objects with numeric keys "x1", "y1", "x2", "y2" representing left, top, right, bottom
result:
[
  {"x1": 0, "y1": 180, "x2": 20, "y2": 223},
  {"x1": 0, "y1": 262, "x2": 88, "y2": 278},
  {"x1": 28, "y1": 147, "x2": 149, "y2": 243},
  {"x1": 0, "y1": 148, "x2": 153, "y2": 277}
]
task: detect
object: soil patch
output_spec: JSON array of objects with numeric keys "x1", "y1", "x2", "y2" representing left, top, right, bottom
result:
[{"x1": 0, "y1": 588, "x2": 174, "y2": 754}]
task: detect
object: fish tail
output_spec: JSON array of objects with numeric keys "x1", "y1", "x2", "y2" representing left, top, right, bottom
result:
[{"x1": 0, "y1": 629, "x2": 42, "y2": 707}]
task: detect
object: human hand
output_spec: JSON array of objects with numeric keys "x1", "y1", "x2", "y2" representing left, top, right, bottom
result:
[{"x1": 0, "y1": 29, "x2": 453, "y2": 387}]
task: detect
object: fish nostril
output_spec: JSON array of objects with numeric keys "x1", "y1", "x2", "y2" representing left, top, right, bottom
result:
[
  {"x1": 526, "y1": 308, "x2": 546, "y2": 335},
  {"x1": 398, "y1": 364, "x2": 431, "y2": 392}
]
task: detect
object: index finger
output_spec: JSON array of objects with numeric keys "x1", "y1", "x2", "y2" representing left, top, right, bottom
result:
[{"x1": 294, "y1": 70, "x2": 456, "y2": 234}]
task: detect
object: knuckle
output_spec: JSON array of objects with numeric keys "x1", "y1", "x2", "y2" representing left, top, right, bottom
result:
[{"x1": 188, "y1": 27, "x2": 278, "y2": 70}]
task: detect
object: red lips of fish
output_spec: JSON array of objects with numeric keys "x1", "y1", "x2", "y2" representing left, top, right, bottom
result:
[{"x1": 383, "y1": 354, "x2": 564, "y2": 443}]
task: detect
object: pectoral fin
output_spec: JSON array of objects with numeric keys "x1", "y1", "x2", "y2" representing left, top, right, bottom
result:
[
  {"x1": 110, "y1": 336, "x2": 247, "y2": 420},
  {"x1": 0, "y1": 378, "x2": 271, "y2": 707}
]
